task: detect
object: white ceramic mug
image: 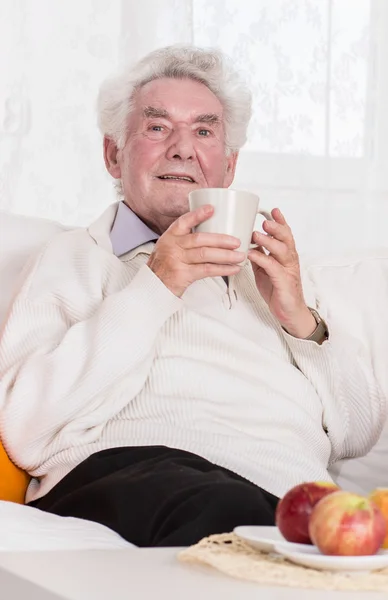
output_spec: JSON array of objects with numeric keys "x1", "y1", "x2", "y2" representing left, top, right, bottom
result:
[{"x1": 188, "y1": 188, "x2": 271, "y2": 255}]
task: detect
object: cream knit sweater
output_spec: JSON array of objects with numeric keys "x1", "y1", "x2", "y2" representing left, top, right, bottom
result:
[{"x1": 0, "y1": 204, "x2": 386, "y2": 502}]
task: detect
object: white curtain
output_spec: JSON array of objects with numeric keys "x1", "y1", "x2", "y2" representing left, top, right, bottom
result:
[{"x1": 1, "y1": 0, "x2": 387, "y2": 255}]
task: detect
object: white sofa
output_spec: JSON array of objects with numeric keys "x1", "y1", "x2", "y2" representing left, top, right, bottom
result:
[{"x1": 1, "y1": 209, "x2": 387, "y2": 551}]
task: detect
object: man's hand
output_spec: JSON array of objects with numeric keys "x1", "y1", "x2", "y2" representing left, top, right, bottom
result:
[
  {"x1": 248, "y1": 208, "x2": 317, "y2": 339},
  {"x1": 147, "y1": 205, "x2": 244, "y2": 297}
]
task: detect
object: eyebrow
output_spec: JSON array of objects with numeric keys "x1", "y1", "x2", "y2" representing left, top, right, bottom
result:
[
  {"x1": 143, "y1": 107, "x2": 169, "y2": 119},
  {"x1": 143, "y1": 106, "x2": 221, "y2": 126},
  {"x1": 194, "y1": 113, "x2": 221, "y2": 126}
]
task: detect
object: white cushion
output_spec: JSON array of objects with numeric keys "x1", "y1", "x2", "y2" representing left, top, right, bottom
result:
[
  {"x1": 0, "y1": 500, "x2": 133, "y2": 551},
  {"x1": 329, "y1": 423, "x2": 388, "y2": 495},
  {"x1": 303, "y1": 250, "x2": 388, "y2": 495},
  {"x1": 0, "y1": 210, "x2": 129, "y2": 550},
  {"x1": 0, "y1": 211, "x2": 68, "y2": 327}
]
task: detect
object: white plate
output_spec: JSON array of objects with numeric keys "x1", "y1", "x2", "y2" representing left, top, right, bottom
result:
[
  {"x1": 234, "y1": 526, "x2": 309, "y2": 554},
  {"x1": 274, "y1": 543, "x2": 388, "y2": 573}
]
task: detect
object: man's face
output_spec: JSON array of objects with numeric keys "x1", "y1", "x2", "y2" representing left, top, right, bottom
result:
[{"x1": 104, "y1": 77, "x2": 238, "y2": 234}]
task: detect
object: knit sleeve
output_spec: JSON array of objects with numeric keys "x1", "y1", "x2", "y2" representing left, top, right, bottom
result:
[
  {"x1": 282, "y1": 256, "x2": 388, "y2": 464},
  {"x1": 0, "y1": 253, "x2": 181, "y2": 470}
]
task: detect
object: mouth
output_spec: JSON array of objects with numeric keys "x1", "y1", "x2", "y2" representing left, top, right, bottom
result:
[{"x1": 157, "y1": 174, "x2": 196, "y2": 183}]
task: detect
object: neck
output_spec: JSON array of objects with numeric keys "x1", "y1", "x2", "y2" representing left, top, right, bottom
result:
[{"x1": 123, "y1": 202, "x2": 177, "y2": 236}]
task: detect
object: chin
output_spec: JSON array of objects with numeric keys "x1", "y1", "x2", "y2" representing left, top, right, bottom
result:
[
  {"x1": 164, "y1": 206, "x2": 189, "y2": 220},
  {"x1": 161, "y1": 196, "x2": 190, "y2": 218}
]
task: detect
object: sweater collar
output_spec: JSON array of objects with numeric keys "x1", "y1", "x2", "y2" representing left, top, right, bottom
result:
[{"x1": 87, "y1": 201, "x2": 241, "y2": 309}]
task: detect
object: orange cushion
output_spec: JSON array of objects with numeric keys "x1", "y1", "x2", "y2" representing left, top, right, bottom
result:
[{"x1": 0, "y1": 442, "x2": 30, "y2": 503}]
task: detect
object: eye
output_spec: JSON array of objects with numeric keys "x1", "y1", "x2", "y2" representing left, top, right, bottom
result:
[
  {"x1": 198, "y1": 128, "x2": 211, "y2": 137},
  {"x1": 145, "y1": 123, "x2": 169, "y2": 139}
]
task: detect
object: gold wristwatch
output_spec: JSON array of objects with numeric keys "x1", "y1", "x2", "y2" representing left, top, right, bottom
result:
[{"x1": 305, "y1": 308, "x2": 329, "y2": 344}]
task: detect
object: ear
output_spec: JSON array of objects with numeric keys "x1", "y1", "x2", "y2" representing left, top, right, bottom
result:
[
  {"x1": 223, "y1": 151, "x2": 239, "y2": 188},
  {"x1": 103, "y1": 136, "x2": 122, "y2": 179}
]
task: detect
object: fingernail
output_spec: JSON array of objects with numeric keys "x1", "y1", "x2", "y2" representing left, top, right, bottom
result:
[{"x1": 235, "y1": 251, "x2": 245, "y2": 260}]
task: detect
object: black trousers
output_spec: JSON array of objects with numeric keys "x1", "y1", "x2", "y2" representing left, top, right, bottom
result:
[{"x1": 30, "y1": 446, "x2": 279, "y2": 547}]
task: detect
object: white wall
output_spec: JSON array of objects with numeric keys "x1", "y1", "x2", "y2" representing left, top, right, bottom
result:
[{"x1": 1, "y1": 0, "x2": 387, "y2": 257}]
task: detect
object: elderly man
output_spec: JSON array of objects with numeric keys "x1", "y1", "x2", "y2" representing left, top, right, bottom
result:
[{"x1": 0, "y1": 45, "x2": 385, "y2": 547}]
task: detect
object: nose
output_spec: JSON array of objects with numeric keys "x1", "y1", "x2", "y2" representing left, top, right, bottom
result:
[{"x1": 166, "y1": 126, "x2": 196, "y2": 161}]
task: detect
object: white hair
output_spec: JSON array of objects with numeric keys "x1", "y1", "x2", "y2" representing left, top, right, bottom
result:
[{"x1": 97, "y1": 45, "x2": 252, "y2": 154}]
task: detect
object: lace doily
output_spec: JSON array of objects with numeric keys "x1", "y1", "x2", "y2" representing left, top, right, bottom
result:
[{"x1": 178, "y1": 532, "x2": 388, "y2": 593}]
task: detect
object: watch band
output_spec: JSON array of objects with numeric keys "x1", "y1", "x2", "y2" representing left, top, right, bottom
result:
[{"x1": 305, "y1": 308, "x2": 329, "y2": 344}]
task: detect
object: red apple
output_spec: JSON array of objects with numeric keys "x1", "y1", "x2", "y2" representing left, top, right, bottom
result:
[
  {"x1": 276, "y1": 481, "x2": 339, "y2": 544},
  {"x1": 309, "y1": 491, "x2": 387, "y2": 556}
]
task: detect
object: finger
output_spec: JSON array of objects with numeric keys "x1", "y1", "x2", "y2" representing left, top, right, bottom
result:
[
  {"x1": 184, "y1": 247, "x2": 245, "y2": 265},
  {"x1": 248, "y1": 248, "x2": 284, "y2": 279},
  {"x1": 172, "y1": 205, "x2": 214, "y2": 235},
  {"x1": 271, "y1": 207, "x2": 287, "y2": 225},
  {"x1": 191, "y1": 263, "x2": 241, "y2": 280},
  {"x1": 262, "y1": 218, "x2": 294, "y2": 245},
  {"x1": 249, "y1": 244, "x2": 266, "y2": 255},
  {"x1": 182, "y1": 232, "x2": 241, "y2": 250},
  {"x1": 252, "y1": 232, "x2": 295, "y2": 266}
]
